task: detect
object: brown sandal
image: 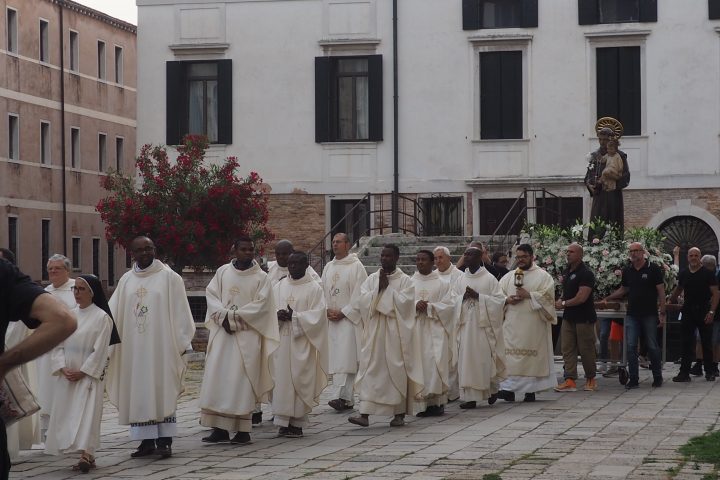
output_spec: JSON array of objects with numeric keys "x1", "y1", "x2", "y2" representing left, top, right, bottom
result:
[{"x1": 72, "y1": 453, "x2": 96, "y2": 473}]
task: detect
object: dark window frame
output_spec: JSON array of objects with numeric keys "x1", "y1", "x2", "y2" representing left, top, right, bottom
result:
[
  {"x1": 8, "y1": 217, "x2": 18, "y2": 259},
  {"x1": 463, "y1": 0, "x2": 538, "y2": 30},
  {"x1": 479, "y1": 50, "x2": 523, "y2": 140},
  {"x1": 69, "y1": 30, "x2": 79, "y2": 72},
  {"x1": 70, "y1": 127, "x2": 80, "y2": 168},
  {"x1": 8, "y1": 114, "x2": 19, "y2": 161},
  {"x1": 71, "y1": 237, "x2": 81, "y2": 270},
  {"x1": 39, "y1": 19, "x2": 49, "y2": 63},
  {"x1": 6, "y1": 8, "x2": 17, "y2": 54},
  {"x1": 97, "y1": 40, "x2": 106, "y2": 79},
  {"x1": 98, "y1": 132, "x2": 107, "y2": 171},
  {"x1": 92, "y1": 238, "x2": 100, "y2": 277},
  {"x1": 596, "y1": 46, "x2": 641, "y2": 136},
  {"x1": 41, "y1": 219, "x2": 50, "y2": 281},
  {"x1": 578, "y1": 0, "x2": 657, "y2": 25}
]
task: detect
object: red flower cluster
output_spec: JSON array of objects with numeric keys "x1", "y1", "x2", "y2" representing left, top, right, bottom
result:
[{"x1": 96, "y1": 135, "x2": 273, "y2": 272}]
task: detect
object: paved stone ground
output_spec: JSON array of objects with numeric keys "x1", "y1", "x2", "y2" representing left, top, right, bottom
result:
[{"x1": 11, "y1": 360, "x2": 720, "y2": 480}]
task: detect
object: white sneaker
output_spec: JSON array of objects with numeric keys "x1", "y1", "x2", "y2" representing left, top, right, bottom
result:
[{"x1": 597, "y1": 362, "x2": 607, "y2": 374}]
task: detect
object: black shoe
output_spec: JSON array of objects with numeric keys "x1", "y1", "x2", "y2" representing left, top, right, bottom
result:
[
  {"x1": 523, "y1": 393, "x2": 536, "y2": 402},
  {"x1": 488, "y1": 394, "x2": 498, "y2": 405},
  {"x1": 130, "y1": 440, "x2": 156, "y2": 458},
  {"x1": 252, "y1": 411, "x2": 262, "y2": 425},
  {"x1": 230, "y1": 432, "x2": 251, "y2": 445},
  {"x1": 706, "y1": 374, "x2": 716, "y2": 382},
  {"x1": 328, "y1": 398, "x2": 353, "y2": 411},
  {"x1": 285, "y1": 426, "x2": 303, "y2": 438},
  {"x1": 689, "y1": 361, "x2": 703, "y2": 376},
  {"x1": 278, "y1": 427, "x2": 289, "y2": 437},
  {"x1": 652, "y1": 376, "x2": 663, "y2": 388},
  {"x1": 416, "y1": 409, "x2": 430, "y2": 417},
  {"x1": 428, "y1": 405, "x2": 445, "y2": 416},
  {"x1": 497, "y1": 390, "x2": 515, "y2": 402},
  {"x1": 712, "y1": 363, "x2": 719, "y2": 377},
  {"x1": 155, "y1": 445, "x2": 172, "y2": 458},
  {"x1": 459, "y1": 401, "x2": 476, "y2": 409},
  {"x1": 625, "y1": 380, "x2": 639, "y2": 390},
  {"x1": 202, "y1": 428, "x2": 230, "y2": 443},
  {"x1": 672, "y1": 374, "x2": 692, "y2": 382}
]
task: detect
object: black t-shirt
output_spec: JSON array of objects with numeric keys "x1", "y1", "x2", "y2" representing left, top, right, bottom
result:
[
  {"x1": 493, "y1": 264, "x2": 509, "y2": 281},
  {"x1": 0, "y1": 259, "x2": 46, "y2": 353},
  {"x1": 561, "y1": 262, "x2": 597, "y2": 323},
  {"x1": 678, "y1": 267, "x2": 717, "y2": 313},
  {"x1": 621, "y1": 260, "x2": 664, "y2": 316}
]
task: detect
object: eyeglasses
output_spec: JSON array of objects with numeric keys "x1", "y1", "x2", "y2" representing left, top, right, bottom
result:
[
  {"x1": 515, "y1": 254, "x2": 531, "y2": 260},
  {"x1": 71, "y1": 286, "x2": 87, "y2": 292}
]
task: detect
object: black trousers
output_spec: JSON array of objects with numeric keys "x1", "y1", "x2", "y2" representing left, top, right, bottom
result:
[
  {"x1": 1, "y1": 421, "x2": 9, "y2": 480},
  {"x1": 679, "y1": 308, "x2": 714, "y2": 375}
]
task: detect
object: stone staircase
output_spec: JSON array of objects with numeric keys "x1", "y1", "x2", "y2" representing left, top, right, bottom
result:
[{"x1": 350, "y1": 233, "x2": 516, "y2": 275}]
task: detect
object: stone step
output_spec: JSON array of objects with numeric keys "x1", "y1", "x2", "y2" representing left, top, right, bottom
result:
[{"x1": 362, "y1": 246, "x2": 468, "y2": 256}]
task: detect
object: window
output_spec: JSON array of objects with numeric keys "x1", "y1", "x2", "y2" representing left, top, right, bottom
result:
[
  {"x1": 41, "y1": 219, "x2": 50, "y2": 281},
  {"x1": 98, "y1": 133, "x2": 107, "y2": 170},
  {"x1": 39, "y1": 20, "x2": 49, "y2": 62},
  {"x1": 92, "y1": 238, "x2": 100, "y2": 277},
  {"x1": 6, "y1": 8, "x2": 17, "y2": 54},
  {"x1": 70, "y1": 127, "x2": 80, "y2": 168},
  {"x1": 478, "y1": 198, "x2": 526, "y2": 235},
  {"x1": 40, "y1": 121, "x2": 51, "y2": 165},
  {"x1": 578, "y1": 0, "x2": 656, "y2": 25},
  {"x1": 8, "y1": 114, "x2": 19, "y2": 161},
  {"x1": 97, "y1": 40, "x2": 106, "y2": 79},
  {"x1": 166, "y1": 60, "x2": 232, "y2": 145},
  {"x1": 596, "y1": 46, "x2": 641, "y2": 136},
  {"x1": 114, "y1": 46, "x2": 123, "y2": 84},
  {"x1": 535, "y1": 197, "x2": 583, "y2": 228},
  {"x1": 712, "y1": 0, "x2": 720, "y2": 20},
  {"x1": 8, "y1": 217, "x2": 18, "y2": 259},
  {"x1": 71, "y1": 237, "x2": 80, "y2": 270},
  {"x1": 115, "y1": 137, "x2": 124, "y2": 172},
  {"x1": 315, "y1": 55, "x2": 383, "y2": 142},
  {"x1": 422, "y1": 197, "x2": 464, "y2": 236},
  {"x1": 69, "y1": 31, "x2": 79, "y2": 72},
  {"x1": 107, "y1": 240, "x2": 115, "y2": 286},
  {"x1": 463, "y1": 0, "x2": 538, "y2": 30},
  {"x1": 480, "y1": 51, "x2": 523, "y2": 139}
]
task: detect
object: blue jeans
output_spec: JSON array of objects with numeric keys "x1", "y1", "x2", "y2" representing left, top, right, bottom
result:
[
  {"x1": 625, "y1": 315, "x2": 662, "y2": 381},
  {"x1": 598, "y1": 318, "x2": 611, "y2": 360}
]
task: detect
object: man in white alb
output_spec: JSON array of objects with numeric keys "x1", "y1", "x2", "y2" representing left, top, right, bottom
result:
[
  {"x1": 267, "y1": 240, "x2": 321, "y2": 286},
  {"x1": 433, "y1": 246, "x2": 463, "y2": 401}
]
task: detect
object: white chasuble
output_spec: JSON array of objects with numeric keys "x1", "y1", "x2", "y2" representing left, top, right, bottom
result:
[
  {"x1": 343, "y1": 269, "x2": 424, "y2": 416},
  {"x1": 45, "y1": 304, "x2": 113, "y2": 455},
  {"x1": 499, "y1": 265, "x2": 557, "y2": 394},
  {"x1": 107, "y1": 260, "x2": 196, "y2": 425},
  {"x1": 267, "y1": 261, "x2": 322, "y2": 286},
  {"x1": 455, "y1": 267, "x2": 506, "y2": 402},
  {"x1": 322, "y1": 253, "x2": 367, "y2": 374},
  {"x1": 437, "y1": 264, "x2": 464, "y2": 284},
  {"x1": 200, "y1": 262, "x2": 280, "y2": 428},
  {"x1": 272, "y1": 274, "x2": 329, "y2": 420}
]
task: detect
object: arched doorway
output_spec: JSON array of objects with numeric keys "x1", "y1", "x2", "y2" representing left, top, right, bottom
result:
[{"x1": 658, "y1": 216, "x2": 719, "y2": 271}]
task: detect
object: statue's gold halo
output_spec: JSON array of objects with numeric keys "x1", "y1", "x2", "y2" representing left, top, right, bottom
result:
[{"x1": 595, "y1": 117, "x2": 624, "y2": 139}]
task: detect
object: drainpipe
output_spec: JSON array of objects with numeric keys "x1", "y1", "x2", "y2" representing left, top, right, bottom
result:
[
  {"x1": 391, "y1": 0, "x2": 399, "y2": 233},
  {"x1": 59, "y1": 1, "x2": 68, "y2": 255}
]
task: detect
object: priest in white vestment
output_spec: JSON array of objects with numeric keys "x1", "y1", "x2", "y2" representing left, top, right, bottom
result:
[
  {"x1": 199, "y1": 237, "x2": 279, "y2": 444},
  {"x1": 434, "y1": 246, "x2": 464, "y2": 402},
  {"x1": 454, "y1": 248, "x2": 506, "y2": 409},
  {"x1": 41, "y1": 254, "x2": 77, "y2": 437},
  {"x1": 45, "y1": 274, "x2": 120, "y2": 473},
  {"x1": 267, "y1": 239, "x2": 321, "y2": 285},
  {"x1": 323, "y1": 233, "x2": 367, "y2": 411},
  {"x1": 412, "y1": 250, "x2": 456, "y2": 417},
  {"x1": 498, "y1": 244, "x2": 558, "y2": 402},
  {"x1": 271, "y1": 252, "x2": 328, "y2": 438},
  {"x1": 107, "y1": 236, "x2": 196, "y2": 458},
  {"x1": 345, "y1": 244, "x2": 424, "y2": 428}
]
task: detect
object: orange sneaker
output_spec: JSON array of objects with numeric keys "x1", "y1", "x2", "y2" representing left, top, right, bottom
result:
[
  {"x1": 584, "y1": 378, "x2": 598, "y2": 391},
  {"x1": 554, "y1": 378, "x2": 577, "y2": 392}
]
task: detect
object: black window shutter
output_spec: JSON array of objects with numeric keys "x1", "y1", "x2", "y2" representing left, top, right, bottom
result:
[
  {"x1": 462, "y1": 0, "x2": 481, "y2": 30},
  {"x1": 618, "y1": 47, "x2": 641, "y2": 135},
  {"x1": 166, "y1": 61, "x2": 183, "y2": 145},
  {"x1": 520, "y1": 0, "x2": 538, "y2": 27},
  {"x1": 711, "y1": 0, "x2": 720, "y2": 20},
  {"x1": 217, "y1": 59, "x2": 233, "y2": 145},
  {"x1": 368, "y1": 54, "x2": 383, "y2": 142},
  {"x1": 480, "y1": 52, "x2": 502, "y2": 139},
  {"x1": 638, "y1": 0, "x2": 657, "y2": 22},
  {"x1": 315, "y1": 57, "x2": 331, "y2": 143},
  {"x1": 596, "y1": 47, "x2": 620, "y2": 124},
  {"x1": 501, "y1": 51, "x2": 523, "y2": 139},
  {"x1": 578, "y1": 0, "x2": 599, "y2": 25}
]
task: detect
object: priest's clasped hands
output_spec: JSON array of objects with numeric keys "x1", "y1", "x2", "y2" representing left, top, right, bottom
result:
[
  {"x1": 462, "y1": 286, "x2": 479, "y2": 302},
  {"x1": 505, "y1": 287, "x2": 530, "y2": 305},
  {"x1": 378, "y1": 270, "x2": 390, "y2": 291},
  {"x1": 277, "y1": 305, "x2": 294, "y2": 322},
  {"x1": 61, "y1": 367, "x2": 87, "y2": 382}
]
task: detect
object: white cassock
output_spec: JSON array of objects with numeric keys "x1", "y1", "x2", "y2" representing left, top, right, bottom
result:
[
  {"x1": 41, "y1": 279, "x2": 76, "y2": 431},
  {"x1": 5, "y1": 321, "x2": 41, "y2": 461},
  {"x1": 321, "y1": 253, "x2": 367, "y2": 405},
  {"x1": 499, "y1": 265, "x2": 558, "y2": 394},
  {"x1": 107, "y1": 260, "x2": 196, "y2": 439},
  {"x1": 437, "y1": 264, "x2": 464, "y2": 400},
  {"x1": 199, "y1": 261, "x2": 279, "y2": 433},
  {"x1": 343, "y1": 269, "x2": 424, "y2": 416},
  {"x1": 412, "y1": 271, "x2": 456, "y2": 410},
  {"x1": 45, "y1": 304, "x2": 114, "y2": 455},
  {"x1": 267, "y1": 261, "x2": 321, "y2": 286},
  {"x1": 272, "y1": 274, "x2": 328, "y2": 428},
  {"x1": 455, "y1": 267, "x2": 506, "y2": 402}
]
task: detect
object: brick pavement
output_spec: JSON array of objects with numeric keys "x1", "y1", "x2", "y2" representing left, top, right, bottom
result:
[{"x1": 11, "y1": 361, "x2": 720, "y2": 480}]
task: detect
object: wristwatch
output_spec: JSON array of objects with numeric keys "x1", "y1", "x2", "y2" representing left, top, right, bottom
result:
[{"x1": 561, "y1": 300, "x2": 566, "y2": 307}]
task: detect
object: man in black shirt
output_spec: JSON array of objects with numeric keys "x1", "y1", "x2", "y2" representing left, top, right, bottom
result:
[
  {"x1": 668, "y1": 248, "x2": 720, "y2": 382},
  {"x1": 603, "y1": 242, "x2": 666, "y2": 389},
  {"x1": 554, "y1": 243, "x2": 598, "y2": 392},
  {"x1": 0, "y1": 258, "x2": 76, "y2": 479}
]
